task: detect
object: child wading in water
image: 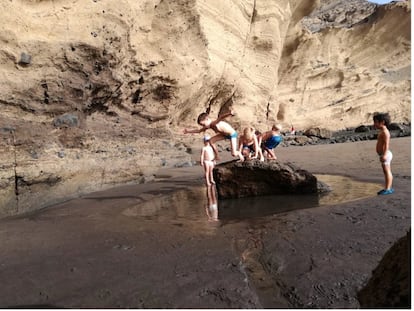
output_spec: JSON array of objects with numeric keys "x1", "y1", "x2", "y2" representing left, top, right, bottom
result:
[
  {"x1": 200, "y1": 135, "x2": 216, "y2": 186},
  {"x1": 373, "y1": 112, "x2": 394, "y2": 195},
  {"x1": 184, "y1": 110, "x2": 244, "y2": 162}
]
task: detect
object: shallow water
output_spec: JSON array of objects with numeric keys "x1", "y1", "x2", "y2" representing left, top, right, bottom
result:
[{"x1": 122, "y1": 175, "x2": 381, "y2": 224}]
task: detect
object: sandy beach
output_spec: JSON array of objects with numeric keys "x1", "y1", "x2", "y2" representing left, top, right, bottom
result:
[{"x1": 0, "y1": 137, "x2": 410, "y2": 308}]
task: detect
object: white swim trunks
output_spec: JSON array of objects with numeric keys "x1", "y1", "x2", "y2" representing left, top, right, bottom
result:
[
  {"x1": 378, "y1": 150, "x2": 393, "y2": 165},
  {"x1": 203, "y1": 160, "x2": 215, "y2": 167}
]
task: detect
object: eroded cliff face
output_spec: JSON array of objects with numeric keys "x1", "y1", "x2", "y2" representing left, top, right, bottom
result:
[
  {"x1": 279, "y1": 0, "x2": 411, "y2": 129},
  {"x1": 0, "y1": 0, "x2": 410, "y2": 216}
]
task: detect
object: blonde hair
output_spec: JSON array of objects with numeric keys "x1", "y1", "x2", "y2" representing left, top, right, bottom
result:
[{"x1": 243, "y1": 127, "x2": 254, "y2": 140}]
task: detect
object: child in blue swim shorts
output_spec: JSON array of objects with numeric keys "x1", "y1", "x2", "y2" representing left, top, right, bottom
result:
[
  {"x1": 259, "y1": 124, "x2": 283, "y2": 160},
  {"x1": 184, "y1": 110, "x2": 244, "y2": 162}
]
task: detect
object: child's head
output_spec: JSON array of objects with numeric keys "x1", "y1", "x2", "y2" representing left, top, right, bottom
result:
[
  {"x1": 373, "y1": 112, "x2": 391, "y2": 127},
  {"x1": 197, "y1": 113, "x2": 211, "y2": 126},
  {"x1": 241, "y1": 146, "x2": 251, "y2": 157},
  {"x1": 272, "y1": 124, "x2": 282, "y2": 132},
  {"x1": 203, "y1": 135, "x2": 211, "y2": 144},
  {"x1": 243, "y1": 127, "x2": 254, "y2": 140}
]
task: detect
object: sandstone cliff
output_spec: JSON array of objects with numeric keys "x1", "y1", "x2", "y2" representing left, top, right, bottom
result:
[{"x1": 0, "y1": 0, "x2": 410, "y2": 216}]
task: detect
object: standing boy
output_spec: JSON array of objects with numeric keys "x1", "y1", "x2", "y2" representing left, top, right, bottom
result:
[
  {"x1": 373, "y1": 112, "x2": 394, "y2": 195},
  {"x1": 184, "y1": 110, "x2": 244, "y2": 161},
  {"x1": 200, "y1": 135, "x2": 216, "y2": 186}
]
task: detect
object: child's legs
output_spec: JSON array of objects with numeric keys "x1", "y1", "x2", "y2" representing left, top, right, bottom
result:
[
  {"x1": 203, "y1": 162, "x2": 211, "y2": 185},
  {"x1": 230, "y1": 137, "x2": 244, "y2": 160},
  {"x1": 263, "y1": 147, "x2": 275, "y2": 159},
  {"x1": 258, "y1": 148, "x2": 264, "y2": 161},
  {"x1": 209, "y1": 165, "x2": 215, "y2": 183},
  {"x1": 204, "y1": 161, "x2": 215, "y2": 184},
  {"x1": 210, "y1": 134, "x2": 225, "y2": 159},
  {"x1": 380, "y1": 151, "x2": 393, "y2": 189},
  {"x1": 209, "y1": 134, "x2": 225, "y2": 144},
  {"x1": 268, "y1": 149, "x2": 277, "y2": 159},
  {"x1": 229, "y1": 137, "x2": 238, "y2": 155},
  {"x1": 381, "y1": 163, "x2": 393, "y2": 189}
]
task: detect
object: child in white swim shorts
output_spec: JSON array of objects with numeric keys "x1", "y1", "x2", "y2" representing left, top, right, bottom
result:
[
  {"x1": 373, "y1": 112, "x2": 394, "y2": 195},
  {"x1": 200, "y1": 135, "x2": 216, "y2": 186}
]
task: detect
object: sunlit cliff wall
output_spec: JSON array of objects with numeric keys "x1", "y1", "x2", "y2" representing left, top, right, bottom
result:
[{"x1": 0, "y1": 0, "x2": 410, "y2": 216}]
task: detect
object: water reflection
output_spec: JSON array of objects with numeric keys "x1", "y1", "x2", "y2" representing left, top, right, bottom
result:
[
  {"x1": 205, "y1": 185, "x2": 218, "y2": 222},
  {"x1": 122, "y1": 188, "x2": 207, "y2": 221},
  {"x1": 122, "y1": 175, "x2": 380, "y2": 224},
  {"x1": 218, "y1": 175, "x2": 380, "y2": 220},
  {"x1": 218, "y1": 193, "x2": 319, "y2": 220},
  {"x1": 122, "y1": 186, "x2": 221, "y2": 234}
]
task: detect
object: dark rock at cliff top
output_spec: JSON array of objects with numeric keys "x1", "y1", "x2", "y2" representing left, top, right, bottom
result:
[
  {"x1": 302, "y1": 0, "x2": 377, "y2": 33},
  {"x1": 213, "y1": 160, "x2": 329, "y2": 199}
]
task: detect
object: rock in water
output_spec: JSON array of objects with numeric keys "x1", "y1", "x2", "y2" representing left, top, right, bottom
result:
[{"x1": 213, "y1": 160, "x2": 319, "y2": 199}]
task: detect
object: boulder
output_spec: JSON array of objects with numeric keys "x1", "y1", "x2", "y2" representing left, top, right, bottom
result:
[
  {"x1": 53, "y1": 113, "x2": 80, "y2": 128},
  {"x1": 213, "y1": 160, "x2": 325, "y2": 199},
  {"x1": 358, "y1": 231, "x2": 410, "y2": 308},
  {"x1": 355, "y1": 125, "x2": 370, "y2": 133},
  {"x1": 304, "y1": 128, "x2": 333, "y2": 139}
]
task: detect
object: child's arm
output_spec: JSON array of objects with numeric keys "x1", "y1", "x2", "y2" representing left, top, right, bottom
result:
[
  {"x1": 380, "y1": 130, "x2": 391, "y2": 161},
  {"x1": 183, "y1": 127, "x2": 205, "y2": 134},
  {"x1": 260, "y1": 131, "x2": 270, "y2": 143},
  {"x1": 238, "y1": 136, "x2": 244, "y2": 153},
  {"x1": 200, "y1": 148, "x2": 204, "y2": 166},
  {"x1": 256, "y1": 133, "x2": 263, "y2": 146},
  {"x1": 252, "y1": 136, "x2": 259, "y2": 158},
  {"x1": 384, "y1": 130, "x2": 391, "y2": 152}
]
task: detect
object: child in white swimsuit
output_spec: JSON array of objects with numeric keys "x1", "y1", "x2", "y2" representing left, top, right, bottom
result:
[
  {"x1": 200, "y1": 135, "x2": 216, "y2": 186},
  {"x1": 373, "y1": 112, "x2": 394, "y2": 195}
]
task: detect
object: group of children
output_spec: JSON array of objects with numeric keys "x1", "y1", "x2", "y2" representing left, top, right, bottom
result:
[
  {"x1": 184, "y1": 110, "x2": 394, "y2": 196},
  {"x1": 184, "y1": 110, "x2": 283, "y2": 186}
]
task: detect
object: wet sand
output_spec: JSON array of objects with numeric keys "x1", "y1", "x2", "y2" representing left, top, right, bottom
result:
[{"x1": 0, "y1": 137, "x2": 410, "y2": 308}]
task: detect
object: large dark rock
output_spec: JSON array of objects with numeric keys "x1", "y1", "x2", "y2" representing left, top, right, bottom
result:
[
  {"x1": 213, "y1": 160, "x2": 323, "y2": 199},
  {"x1": 358, "y1": 231, "x2": 411, "y2": 308}
]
